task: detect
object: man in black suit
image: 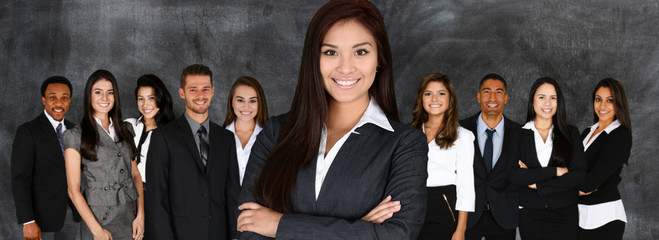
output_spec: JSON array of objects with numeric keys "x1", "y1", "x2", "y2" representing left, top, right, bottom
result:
[
  {"x1": 146, "y1": 64, "x2": 238, "y2": 240},
  {"x1": 461, "y1": 74, "x2": 521, "y2": 240},
  {"x1": 11, "y1": 76, "x2": 79, "y2": 240}
]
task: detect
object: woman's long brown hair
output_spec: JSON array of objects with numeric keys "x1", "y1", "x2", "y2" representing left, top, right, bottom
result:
[
  {"x1": 409, "y1": 73, "x2": 459, "y2": 149},
  {"x1": 253, "y1": 0, "x2": 397, "y2": 213}
]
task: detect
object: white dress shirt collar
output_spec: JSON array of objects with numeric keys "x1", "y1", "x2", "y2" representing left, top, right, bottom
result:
[
  {"x1": 315, "y1": 97, "x2": 393, "y2": 200},
  {"x1": 226, "y1": 121, "x2": 263, "y2": 185},
  {"x1": 583, "y1": 119, "x2": 621, "y2": 150},
  {"x1": 94, "y1": 116, "x2": 116, "y2": 141},
  {"x1": 522, "y1": 120, "x2": 553, "y2": 167},
  {"x1": 476, "y1": 113, "x2": 505, "y2": 165},
  {"x1": 44, "y1": 109, "x2": 66, "y2": 132}
]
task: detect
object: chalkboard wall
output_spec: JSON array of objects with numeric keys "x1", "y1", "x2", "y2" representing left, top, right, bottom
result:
[{"x1": 1, "y1": 0, "x2": 657, "y2": 239}]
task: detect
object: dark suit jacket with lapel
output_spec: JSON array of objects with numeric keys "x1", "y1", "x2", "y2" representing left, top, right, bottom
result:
[
  {"x1": 146, "y1": 115, "x2": 238, "y2": 240},
  {"x1": 510, "y1": 125, "x2": 586, "y2": 209},
  {"x1": 578, "y1": 126, "x2": 631, "y2": 205},
  {"x1": 11, "y1": 112, "x2": 75, "y2": 231},
  {"x1": 460, "y1": 113, "x2": 521, "y2": 230},
  {"x1": 238, "y1": 113, "x2": 428, "y2": 240}
]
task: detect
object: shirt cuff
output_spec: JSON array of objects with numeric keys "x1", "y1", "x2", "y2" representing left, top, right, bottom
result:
[{"x1": 23, "y1": 220, "x2": 35, "y2": 225}]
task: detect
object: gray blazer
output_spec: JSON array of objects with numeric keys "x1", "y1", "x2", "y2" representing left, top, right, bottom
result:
[
  {"x1": 239, "y1": 114, "x2": 428, "y2": 240},
  {"x1": 63, "y1": 124, "x2": 138, "y2": 206}
]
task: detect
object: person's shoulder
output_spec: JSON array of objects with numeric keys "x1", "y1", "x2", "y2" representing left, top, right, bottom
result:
[
  {"x1": 503, "y1": 115, "x2": 522, "y2": 129},
  {"x1": 387, "y1": 118, "x2": 425, "y2": 142},
  {"x1": 459, "y1": 112, "x2": 480, "y2": 126},
  {"x1": 457, "y1": 126, "x2": 475, "y2": 142},
  {"x1": 123, "y1": 117, "x2": 139, "y2": 127}
]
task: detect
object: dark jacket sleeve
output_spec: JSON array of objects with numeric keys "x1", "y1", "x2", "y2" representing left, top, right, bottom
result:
[
  {"x1": 239, "y1": 117, "x2": 429, "y2": 239},
  {"x1": 580, "y1": 128, "x2": 632, "y2": 193},
  {"x1": 11, "y1": 123, "x2": 36, "y2": 224},
  {"x1": 145, "y1": 129, "x2": 175, "y2": 239},
  {"x1": 226, "y1": 134, "x2": 241, "y2": 239},
  {"x1": 536, "y1": 126, "x2": 586, "y2": 197},
  {"x1": 509, "y1": 130, "x2": 557, "y2": 186}
]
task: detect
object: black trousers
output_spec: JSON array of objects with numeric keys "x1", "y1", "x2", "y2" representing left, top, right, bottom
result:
[
  {"x1": 419, "y1": 185, "x2": 458, "y2": 240},
  {"x1": 578, "y1": 220, "x2": 625, "y2": 240},
  {"x1": 519, "y1": 205, "x2": 578, "y2": 240},
  {"x1": 465, "y1": 209, "x2": 516, "y2": 240}
]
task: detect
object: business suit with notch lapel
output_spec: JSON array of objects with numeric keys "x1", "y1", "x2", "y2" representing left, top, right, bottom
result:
[
  {"x1": 11, "y1": 112, "x2": 77, "y2": 232},
  {"x1": 460, "y1": 113, "x2": 521, "y2": 239},
  {"x1": 146, "y1": 114, "x2": 239, "y2": 240},
  {"x1": 510, "y1": 124, "x2": 585, "y2": 240},
  {"x1": 239, "y1": 113, "x2": 428, "y2": 240}
]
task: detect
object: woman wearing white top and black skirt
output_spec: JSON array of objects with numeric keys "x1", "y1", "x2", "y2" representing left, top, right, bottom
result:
[
  {"x1": 578, "y1": 78, "x2": 632, "y2": 240},
  {"x1": 411, "y1": 73, "x2": 475, "y2": 240},
  {"x1": 511, "y1": 77, "x2": 586, "y2": 240},
  {"x1": 124, "y1": 74, "x2": 175, "y2": 188},
  {"x1": 223, "y1": 76, "x2": 269, "y2": 186}
]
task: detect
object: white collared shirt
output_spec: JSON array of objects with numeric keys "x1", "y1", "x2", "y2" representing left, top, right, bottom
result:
[
  {"x1": 226, "y1": 121, "x2": 263, "y2": 185},
  {"x1": 522, "y1": 121, "x2": 553, "y2": 167},
  {"x1": 94, "y1": 116, "x2": 116, "y2": 141},
  {"x1": 44, "y1": 109, "x2": 67, "y2": 133},
  {"x1": 425, "y1": 125, "x2": 476, "y2": 212},
  {"x1": 315, "y1": 98, "x2": 393, "y2": 200},
  {"x1": 578, "y1": 119, "x2": 626, "y2": 229}
]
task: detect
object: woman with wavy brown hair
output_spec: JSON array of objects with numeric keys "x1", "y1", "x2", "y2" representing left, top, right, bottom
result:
[
  {"x1": 236, "y1": 0, "x2": 428, "y2": 239},
  {"x1": 410, "y1": 73, "x2": 475, "y2": 240}
]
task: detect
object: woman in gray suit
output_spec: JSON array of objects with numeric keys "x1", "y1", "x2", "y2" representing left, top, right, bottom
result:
[
  {"x1": 64, "y1": 70, "x2": 145, "y2": 240},
  {"x1": 236, "y1": 0, "x2": 428, "y2": 239}
]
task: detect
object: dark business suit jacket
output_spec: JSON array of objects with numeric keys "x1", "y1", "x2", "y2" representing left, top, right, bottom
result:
[
  {"x1": 146, "y1": 115, "x2": 238, "y2": 240},
  {"x1": 578, "y1": 126, "x2": 631, "y2": 205},
  {"x1": 11, "y1": 112, "x2": 75, "y2": 231},
  {"x1": 510, "y1": 125, "x2": 586, "y2": 209},
  {"x1": 239, "y1": 114, "x2": 428, "y2": 240},
  {"x1": 460, "y1": 113, "x2": 521, "y2": 230}
]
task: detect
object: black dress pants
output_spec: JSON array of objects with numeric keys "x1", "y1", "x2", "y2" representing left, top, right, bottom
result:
[{"x1": 519, "y1": 205, "x2": 578, "y2": 240}]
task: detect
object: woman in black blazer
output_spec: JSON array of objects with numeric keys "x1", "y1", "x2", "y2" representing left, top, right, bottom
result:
[
  {"x1": 577, "y1": 78, "x2": 632, "y2": 240},
  {"x1": 510, "y1": 77, "x2": 585, "y2": 240},
  {"x1": 235, "y1": 0, "x2": 428, "y2": 239}
]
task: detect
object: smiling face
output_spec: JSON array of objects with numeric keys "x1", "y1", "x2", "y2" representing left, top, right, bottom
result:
[
  {"x1": 422, "y1": 81, "x2": 449, "y2": 118},
  {"x1": 320, "y1": 19, "x2": 378, "y2": 105},
  {"x1": 232, "y1": 84, "x2": 258, "y2": 123},
  {"x1": 179, "y1": 75, "x2": 214, "y2": 115},
  {"x1": 477, "y1": 79, "x2": 508, "y2": 118},
  {"x1": 42, "y1": 83, "x2": 71, "y2": 121},
  {"x1": 532, "y1": 83, "x2": 557, "y2": 121},
  {"x1": 137, "y1": 86, "x2": 160, "y2": 120},
  {"x1": 594, "y1": 86, "x2": 616, "y2": 125},
  {"x1": 90, "y1": 79, "x2": 115, "y2": 117}
]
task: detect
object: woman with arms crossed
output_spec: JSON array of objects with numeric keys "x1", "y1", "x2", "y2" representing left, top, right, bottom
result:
[
  {"x1": 578, "y1": 78, "x2": 632, "y2": 240},
  {"x1": 410, "y1": 74, "x2": 475, "y2": 240},
  {"x1": 64, "y1": 70, "x2": 144, "y2": 240},
  {"x1": 511, "y1": 77, "x2": 585, "y2": 240},
  {"x1": 236, "y1": 0, "x2": 428, "y2": 239}
]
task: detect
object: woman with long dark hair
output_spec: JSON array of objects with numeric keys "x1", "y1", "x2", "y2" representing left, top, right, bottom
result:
[
  {"x1": 510, "y1": 77, "x2": 585, "y2": 240},
  {"x1": 236, "y1": 0, "x2": 428, "y2": 239},
  {"x1": 577, "y1": 78, "x2": 632, "y2": 240},
  {"x1": 124, "y1": 74, "x2": 175, "y2": 185},
  {"x1": 63, "y1": 70, "x2": 144, "y2": 240},
  {"x1": 410, "y1": 73, "x2": 475, "y2": 240},
  {"x1": 223, "y1": 76, "x2": 268, "y2": 186}
]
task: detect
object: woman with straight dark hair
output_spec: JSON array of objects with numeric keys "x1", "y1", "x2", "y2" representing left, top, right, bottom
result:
[
  {"x1": 63, "y1": 70, "x2": 144, "y2": 240},
  {"x1": 223, "y1": 76, "x2": 269, "y2": 186},
  {"x1": 236, "y1": 0, "x2": 428, "y2": 239},
  {"x1": 124, "y1": 74, "x2": 175, "y2": 186},
  {"x1": 577, "y1": 78, "x2": 632, "y2": 240},
  {"x1": 510, "y1": 77, "x2": 585, "y2": 240},
  {"x1": 410, "y1": 73, "x2": 475, "y2": 240}
]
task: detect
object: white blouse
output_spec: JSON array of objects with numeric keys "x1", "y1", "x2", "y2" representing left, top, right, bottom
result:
[
  {"x1": 578, "y1": 120, "x2": 627, "y2": 229},
  {"x1": 425, "y1": 125, "x2": 476, "y2": 212},
  {"x1": 226, "y1": 121, "x2": 263, "y2": 186},
  {"x1": 522, "y1": 121, "x2": 553, "y2": 167}
]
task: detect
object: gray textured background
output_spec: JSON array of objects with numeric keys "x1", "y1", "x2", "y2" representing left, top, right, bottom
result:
[{"x1": 1, "y1": 0, "x2": 657, "y2": 239}]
